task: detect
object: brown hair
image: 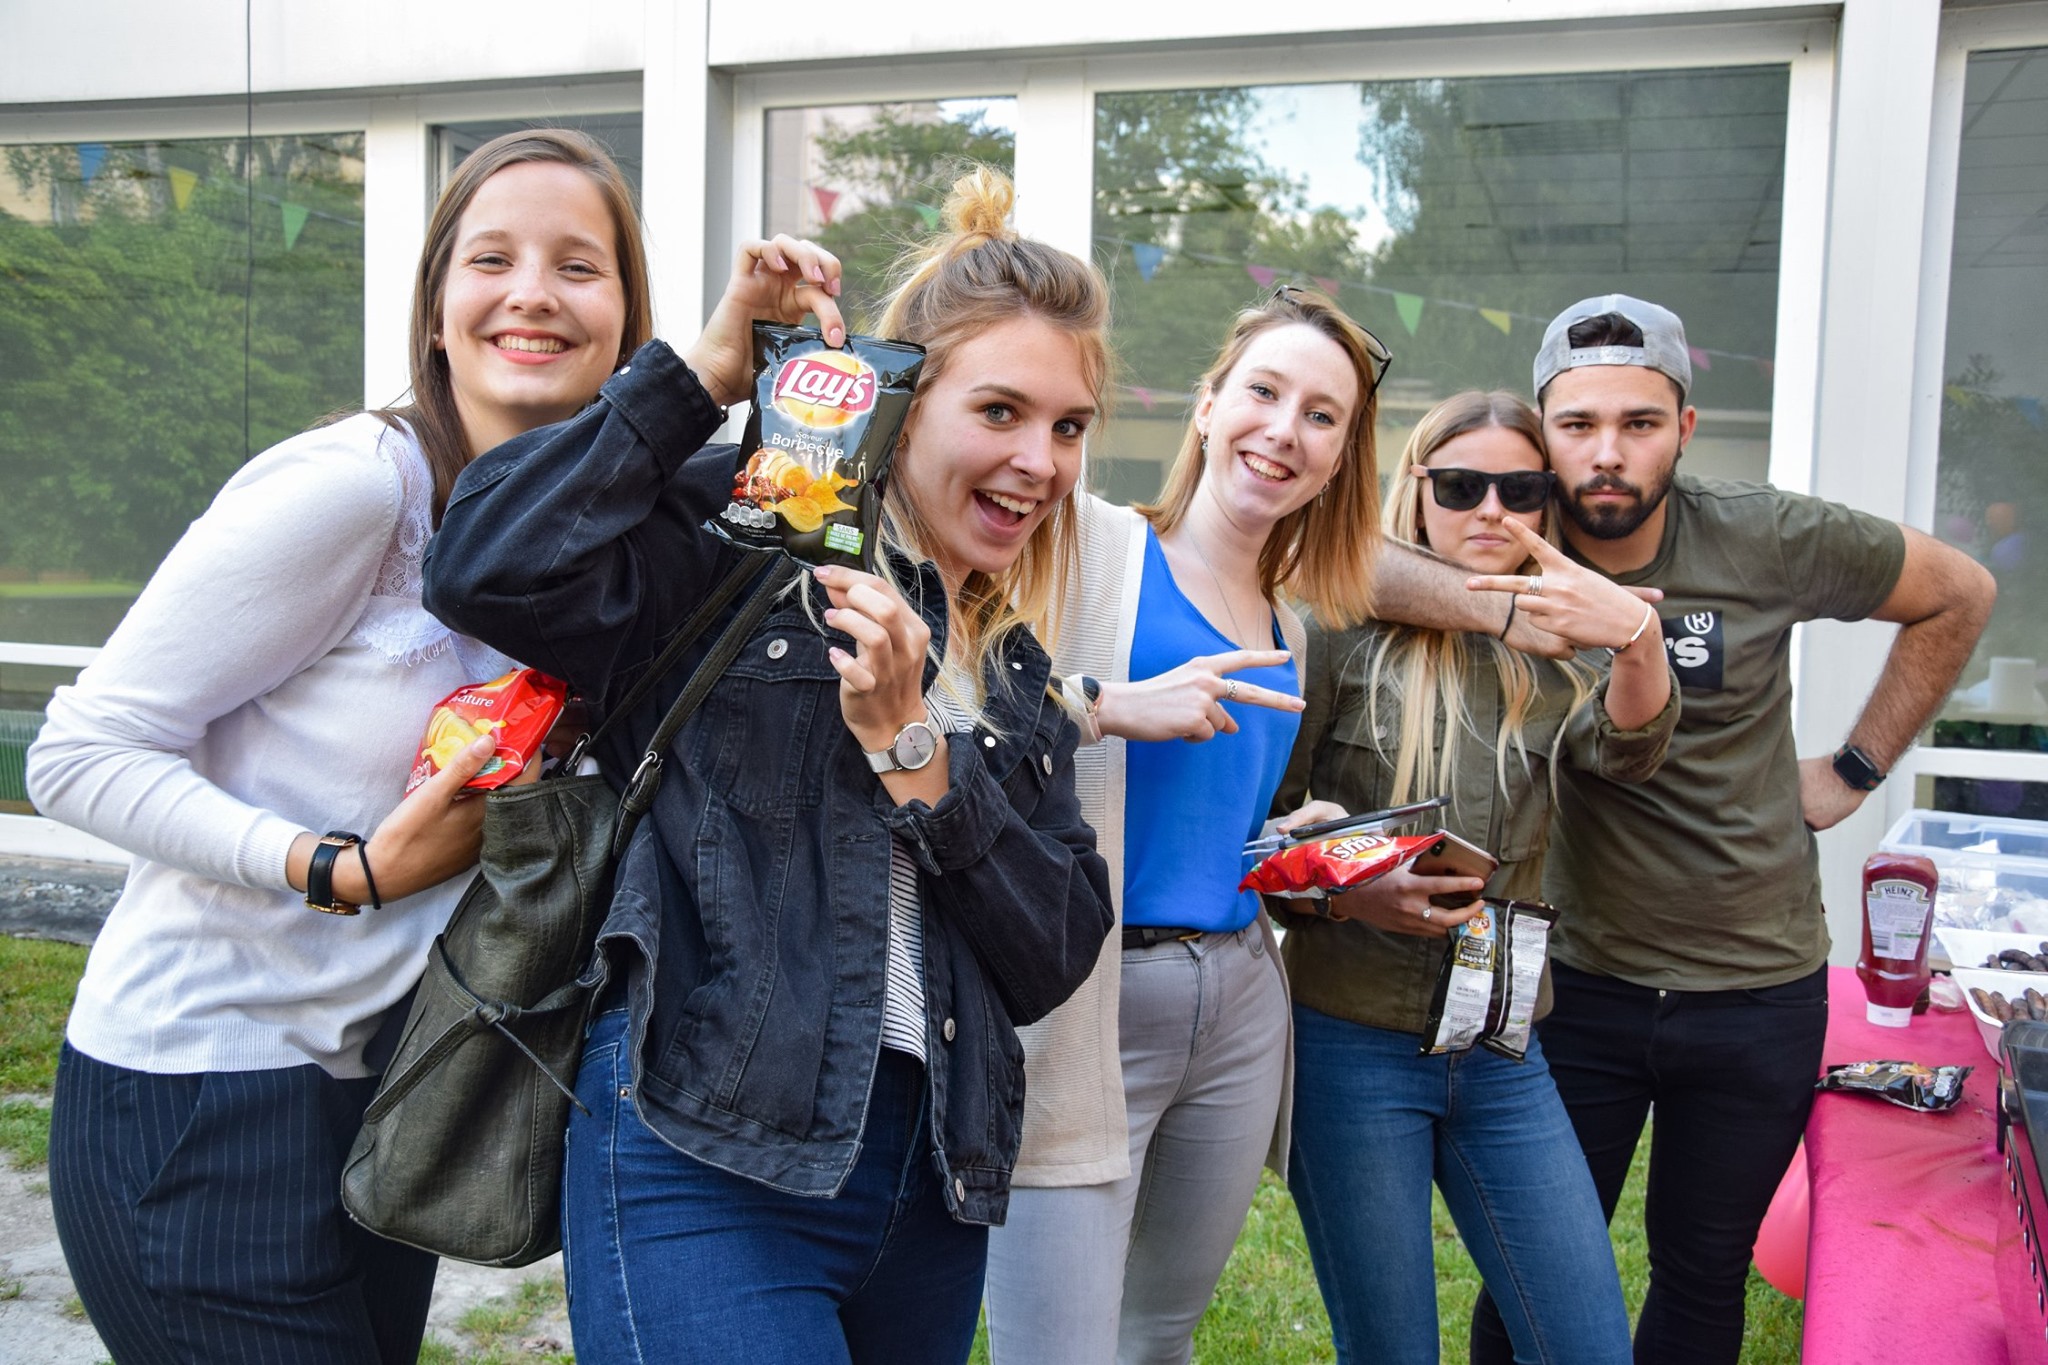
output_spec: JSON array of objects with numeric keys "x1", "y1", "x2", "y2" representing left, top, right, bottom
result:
[
  {"x1": 378, "y1": 128, "x2": 652, "y2": 524},
  {"x1": 871, "y1": 167, "x2": 1112, "y2": 688},
  {"x1": 1141, "y1": 286, "x2": 1381, "y2": 629},
  {"x1": 1361, "y1": 389, "x2": 1593, "y2": 809}
]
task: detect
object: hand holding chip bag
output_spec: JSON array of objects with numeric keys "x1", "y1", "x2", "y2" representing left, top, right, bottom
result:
[
  {"x1": 1240, "y1": 831, "x2": 1442, "y2": 898},
  {"x1": 404, "y1": 669, "x2": 569, "y2": 795}
]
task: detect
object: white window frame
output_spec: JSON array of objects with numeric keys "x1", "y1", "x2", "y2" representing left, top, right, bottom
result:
[{"x1": 1884, "y1": 0, "x2": 2048, "y2": 827}]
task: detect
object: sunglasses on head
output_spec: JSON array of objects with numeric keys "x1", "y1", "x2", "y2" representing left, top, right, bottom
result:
[
  {"x1": 1270, "y1": 284, "x2": 1394, "y2": 397},
  {"x1": 1419, "y1": 467, "x2": 1555, "y2": 513}
]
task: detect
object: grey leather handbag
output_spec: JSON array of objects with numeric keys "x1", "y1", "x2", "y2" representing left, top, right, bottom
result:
[{"x1": 341, "y1": 554, "x2": 793, "y2": 1266}]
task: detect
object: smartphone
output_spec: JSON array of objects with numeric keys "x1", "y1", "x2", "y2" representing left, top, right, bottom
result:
[{"x1": 1409, "y1": 831, "x2": 1499, "y2": 910}]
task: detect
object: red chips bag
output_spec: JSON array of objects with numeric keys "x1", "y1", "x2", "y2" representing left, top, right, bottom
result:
[
  {"x1": 1240, "y1": 832, "x2": 1441, "y2": 898},
  {"x1": 404, "y1": 669, "x2": 570, "y2": 795}
]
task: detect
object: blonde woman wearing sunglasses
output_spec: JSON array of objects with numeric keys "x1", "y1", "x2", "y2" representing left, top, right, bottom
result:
[{"x1": 1271, "y1": 389, "x2": 1676, "y2": 1364}]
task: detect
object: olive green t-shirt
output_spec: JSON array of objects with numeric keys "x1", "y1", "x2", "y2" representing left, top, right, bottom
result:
[{"x1": 1545, "y1": 474, "x2": 1906, "y2": 991}]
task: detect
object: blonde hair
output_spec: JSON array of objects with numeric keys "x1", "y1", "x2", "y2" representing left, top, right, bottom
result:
[
  {"x1": 1141, "y1": 286, "x2": 1381, "y2": 629},
  {"x1": 871, "y1": 167, "x2": 1111, "y2": 702},
  {"x1": 1361, "y1": 390, "x2": 1595, "y2": 808}
]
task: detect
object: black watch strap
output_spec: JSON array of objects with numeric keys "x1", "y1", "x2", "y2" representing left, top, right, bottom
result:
[
  {"x1": 306, "y1": 830, "x2": 364, "y2": 916},
  {"x1": 1831, "y1": 744, "x2": 1885, "y2": 793}
]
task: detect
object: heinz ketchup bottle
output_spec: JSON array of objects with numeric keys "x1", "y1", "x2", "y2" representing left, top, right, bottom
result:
[{"x1": 1857, "y1": 852, "x2": 1941, "y2": 1027}]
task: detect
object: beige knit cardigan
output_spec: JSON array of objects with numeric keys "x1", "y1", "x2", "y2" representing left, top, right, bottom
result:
[{"x1": 1012, "y1": 492, "x2": 1304, "y2": 1187}]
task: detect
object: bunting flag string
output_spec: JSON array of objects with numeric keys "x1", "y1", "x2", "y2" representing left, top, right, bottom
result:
[
  {"x1": 811, "y1": 186, "x2": 841, "y2": 227},
  {"x1": 168, "y1": 166, "x2": 198, "y2": 211},
  {"x1": 280, "y1": 202, "x2": 309, "y2": 251},
  {"x1": 914, "y1": 203, "x2": 942, "y2": 230},
  {"x1": 76, "y1": 143, "x2": 107, "y2": 185},
  {"x1": 1095, "y1": 234, "x2": 1780, "y2": 373}
]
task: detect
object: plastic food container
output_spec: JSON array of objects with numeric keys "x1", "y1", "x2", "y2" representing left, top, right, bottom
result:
[
  {"x1": 1934, "y1": 926, "x2": 2048, "y2": 973},
  {"x1": 1881, "y1": 810, "x2": 2048, "y2": 933},
  {"x1": 1952, "y1": 965, "x2": 2022, "y2": 1062}
]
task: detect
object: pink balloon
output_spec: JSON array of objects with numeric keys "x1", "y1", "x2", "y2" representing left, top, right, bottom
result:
[{"x1": 1751, "y1": 1141, "x2": 1810, "y2": 1299}]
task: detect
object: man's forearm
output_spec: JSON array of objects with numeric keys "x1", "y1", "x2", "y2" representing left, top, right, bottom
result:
[
  {"x1": 1850, "y1": 599, "x2": 1995, "y2": 770},
  {"x1": 1372, "y1": 543, "x2": 1573, "y2": 658}
]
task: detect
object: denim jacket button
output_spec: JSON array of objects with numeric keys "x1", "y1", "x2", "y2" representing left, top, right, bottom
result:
[
  {"x1": 953, "y1": 1176, "x2": 966, "y2": 1203},
  {"x1": 942, "y1": 1016, "x2": 956, "y2": 1042},
  {"x1": 766, "y1": 638, "x2": 788, "y2": 659},
  {"x1": 1040, "y1": 753, "x2": 1053, "y2": 775},
  {"x1": 982, "y1": 735, "x2": 996, "y2": 749}
]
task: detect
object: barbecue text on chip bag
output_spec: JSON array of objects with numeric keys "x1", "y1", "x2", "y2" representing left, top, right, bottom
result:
[
  {"x1": 405, "y1": 669, "x2": 570, "y2": 795},
  {"x1": 708, "y1": 323, "x2": 925, "y2": 571}
]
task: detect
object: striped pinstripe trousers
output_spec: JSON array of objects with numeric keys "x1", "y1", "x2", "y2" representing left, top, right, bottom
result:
[{"x1": 48, "y1": 1043, "x2": 437, "y2": 1364}]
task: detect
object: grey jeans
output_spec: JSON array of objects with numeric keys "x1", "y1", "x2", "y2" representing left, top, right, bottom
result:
[{"x1": 985, "y1": 925, "x2": 1289, "y2": 1365}]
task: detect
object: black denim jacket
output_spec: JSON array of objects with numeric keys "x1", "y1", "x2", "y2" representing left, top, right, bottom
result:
[{"x1": 423, "y1": 341, "x2": 1114, "y2": 1224}]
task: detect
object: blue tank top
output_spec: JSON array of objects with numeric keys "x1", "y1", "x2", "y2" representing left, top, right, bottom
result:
[{"x1": 1122, "y1": 528, "x2": 1301, "y2": 932}]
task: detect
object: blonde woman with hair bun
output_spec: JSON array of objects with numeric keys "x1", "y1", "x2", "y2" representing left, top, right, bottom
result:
[
  {"x1": 426, "y1": 169, "x2": 1116, "y2": 1365},
  {"x1": 985, "y1": 285, "x2": 1388, "y2": 1365},
  {"x1": 1271, "y1": 389, "x2": 1674, "y2": 1364}
]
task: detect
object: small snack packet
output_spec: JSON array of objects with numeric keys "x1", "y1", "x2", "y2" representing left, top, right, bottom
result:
[
  {"x1": 405, "y1": 669, "x2": 570, "y2": 795},
  {"x1": 1815, "y1": 1060, "x2": 1971, "y2": 1113},
  {"x1": 1239, "y1": 832, "x2": 1440, "y2": 899},
  {"x1": 707, "y1": 323, "x2": 925, "y2": 572},
  {"x1": 1483, "y1": 900, "x2": 1560, "y2": 1062},
  {"x1": 1422, "y1": 905, "x2": 1504, "y2": 1055}
]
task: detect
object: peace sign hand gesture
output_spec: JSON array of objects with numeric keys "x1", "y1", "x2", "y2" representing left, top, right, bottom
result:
[
  {"x1": 1094, "y1": 649, "x2": 1304, "y2": 744},
  {"x1": 1464, "y1": 519, "x2": 1660, "y2": 652}
]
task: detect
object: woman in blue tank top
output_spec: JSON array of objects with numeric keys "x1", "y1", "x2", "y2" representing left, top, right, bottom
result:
[{"x1": 986, "y1": 286, "x2": 1388, "y2": 1364}]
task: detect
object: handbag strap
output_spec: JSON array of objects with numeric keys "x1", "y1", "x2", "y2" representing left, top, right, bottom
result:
[
  {"x1": 562, "y1": 551, "x2": 776, "y2": 773},
  {"x1": 609, "y1": 556, "x2": 801, "y2": 857}
]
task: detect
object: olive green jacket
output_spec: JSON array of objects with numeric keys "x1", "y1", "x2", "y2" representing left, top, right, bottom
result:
[{"x1": 1272, "y1": 619, "x2": 1678, "y2": 1037}]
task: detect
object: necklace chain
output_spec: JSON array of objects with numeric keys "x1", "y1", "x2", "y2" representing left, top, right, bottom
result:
[{"x1": 1180, "y1": 526, "x2": 1263, "y2": 649}]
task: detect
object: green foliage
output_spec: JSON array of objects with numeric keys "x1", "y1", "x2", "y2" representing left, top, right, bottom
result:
[
  {"x1": 0, "y1": 938, "x2": 86, "y2": 1094},
  {"x1": 1938, "y1": 356, "x2": 2048, "y2": 676},
  {"x1": 0, "y1": 136, "x2": 364, "y2": 581}
]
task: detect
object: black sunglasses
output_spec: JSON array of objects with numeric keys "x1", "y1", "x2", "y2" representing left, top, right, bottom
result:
[
  {"x1": 1271, "y1": 285, "x2": 1393, "y2": 396},
  {"x1": 1420, "y1": 467, "x2": 1555, "y2": 514}
]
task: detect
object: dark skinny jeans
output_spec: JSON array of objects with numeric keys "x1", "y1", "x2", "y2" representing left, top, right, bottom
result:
[{"x1": 1469, "y1": 960, "x2": 1827, "y2": 1365}]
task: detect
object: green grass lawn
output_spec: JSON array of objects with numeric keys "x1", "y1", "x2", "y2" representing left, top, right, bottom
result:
[{"x1": 0, "y1": 937, "x2": 1800, "y2": 1362}]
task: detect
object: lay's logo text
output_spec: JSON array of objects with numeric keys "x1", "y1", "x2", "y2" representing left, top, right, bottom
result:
[{"x1": 772, "y1": 353, "x2": 877, "y2": 428}]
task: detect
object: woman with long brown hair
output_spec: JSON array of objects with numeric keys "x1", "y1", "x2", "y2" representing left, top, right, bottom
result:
[{"x1": 30, "y1": 129, "x2": 650, "y2": 1362}]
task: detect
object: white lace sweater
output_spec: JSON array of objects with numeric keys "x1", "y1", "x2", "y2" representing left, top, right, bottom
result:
[{"x1": 27, "y1": 415, "x2": 511, "y2": 1079}]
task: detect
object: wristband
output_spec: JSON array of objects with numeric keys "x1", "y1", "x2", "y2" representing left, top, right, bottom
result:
[
  {"x1": 1614, "y1": 601, "x2": 1658, "y2": 654},
  {"x1": 305, "y1": 830, "x2": 364, "y2": 916},
  {"x1": 356, "y1": 841, "x2": 383, "y2": 910},
  {"x1": 1498, "y1": 594, "x2": 1518, "y2": 641}
]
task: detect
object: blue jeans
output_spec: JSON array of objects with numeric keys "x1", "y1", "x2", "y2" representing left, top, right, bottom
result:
[
  {"x1": 562, "y1": 1007, "x2": 987, "y2": 1365},
  {"x1": 1287, "y1": 1005, "x2": 1631, "y2": 1365}
]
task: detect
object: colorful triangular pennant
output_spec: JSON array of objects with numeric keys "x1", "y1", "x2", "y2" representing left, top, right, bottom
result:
[
  {"x1": 811, "y1": 186, "x2": 840, "y2": 226},
  {"x1": 77, "y1": 143, "x2": 107, "y2": 185},
  {"x1": 1313, "y1": 276, "x2": 1341, "y2": 298},
  {"x1": 168, "y1": 166, "x2": 198, "y2": 211},
  {"x1": 2016, "y1": 397, "x2": 2045, "y2": 431},
  {"x1": 281, "y1": 202, "x2": 309, "y2": 251},
  {"x1": 1131, "y1": 386, "x2": 1156, "y2": 413},
  {"x1": 1130, "y1": 242, "x2": 1166, "y2": 282},
  {"x1": 1480, "y1": 308, "x2": 1512, "y2": 335},
  {"x1": 913, "y1": 203, "x2": 941, "y2": 230},
  {"x1": 1246, "y1": 264, "x2": 1279, "y2": 290},
  {"x1": 1688, "y1": 345, "x2": 1712, "y2": 372},
  {"x1": 1393, "y1": 292, "x2": 1424, "y2": 336}
]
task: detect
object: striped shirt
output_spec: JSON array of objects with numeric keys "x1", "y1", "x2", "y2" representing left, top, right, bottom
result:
[{"x1": 880, "y1": 684, "x2": 973, "y2": 1061}]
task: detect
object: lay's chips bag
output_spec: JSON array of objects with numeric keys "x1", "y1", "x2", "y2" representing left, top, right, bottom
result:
[{"x1": 708, "y1": 323, "x2": 924, "y2": 572}]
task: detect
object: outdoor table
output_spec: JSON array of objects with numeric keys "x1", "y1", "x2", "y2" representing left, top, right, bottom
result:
[{"x1": 1802, "y1": 964, "x2": 2047, "y2": 1363}]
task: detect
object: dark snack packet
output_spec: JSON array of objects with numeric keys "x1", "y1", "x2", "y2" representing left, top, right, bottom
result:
[
  {"x1": 1483, "y1": 900, "x2": 1561, "y2": 1062},
  {"x1": 1422, "y1": 905, "x2": 1505, "y2": 1056},
  {"x1": 707, "y1": 323, "x2": 925, "y2": 572},
  {"x1": 1815, "y1": 1060, "x2": 1971, "y2": 1113}
]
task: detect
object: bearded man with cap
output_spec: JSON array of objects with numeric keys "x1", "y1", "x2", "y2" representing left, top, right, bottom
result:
[{"x1": 1462, "y1": 295, "x2": 1995, "y2": 1365}]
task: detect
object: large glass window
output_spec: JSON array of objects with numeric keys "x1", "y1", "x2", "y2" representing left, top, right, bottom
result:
[
  {"x1": 1928, "y1": 46, "x2": 2048, "y2": 773},
  {"x1": 0, "y1": 131, "x2": 364, "y2": 808},
  {"x1": 763, "y1": 99, "x2": 1016, "y2": 324},
  {"x1": 1091, "y1": 68, "x2": 1789, "y2": 505},
  {"x1": 435, "y1": 114, "x2": 643, "y2": 197}
]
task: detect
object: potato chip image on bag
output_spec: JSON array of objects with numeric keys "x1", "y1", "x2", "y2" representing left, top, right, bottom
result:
[
  {"x1": 707, "y1": 323, "x2": 924, "y2": 572},
  {"x1": 404, "y1": 669, "x2": 570, "y2": 795}
]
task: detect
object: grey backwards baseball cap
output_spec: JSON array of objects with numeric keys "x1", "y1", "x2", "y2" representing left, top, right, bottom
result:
[{"x1": 1533, "y1": 293, "x2": 1692, "y2": 401}]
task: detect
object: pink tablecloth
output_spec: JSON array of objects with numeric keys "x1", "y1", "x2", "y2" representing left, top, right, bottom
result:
[{"x1": 1803, "y1": 965, "x2": 2041, "y2": 1363}]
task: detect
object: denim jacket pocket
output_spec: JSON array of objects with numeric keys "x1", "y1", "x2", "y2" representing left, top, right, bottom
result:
[{"x1": 698, "y1": 618, "x2": 842, "y2": 816}]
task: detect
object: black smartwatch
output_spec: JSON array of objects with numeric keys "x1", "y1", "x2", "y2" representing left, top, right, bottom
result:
[{"x1": 1831, "y1": 743, "x2": 1885, "y2": 793}]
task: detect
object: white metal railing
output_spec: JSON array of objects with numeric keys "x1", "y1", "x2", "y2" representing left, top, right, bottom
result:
[
  {"x1": 0, "y1": 640, "x2": 125, "y2": 861},
  {"x1": 0, "y1": 641, "x2": 101, "y2": 668}
]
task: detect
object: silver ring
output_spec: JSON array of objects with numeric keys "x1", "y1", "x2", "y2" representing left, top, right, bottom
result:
[
  {"x1": 1526, "y1": 574, "x2": 1544, "y2": 597},
  {"x1": 1422, "y1": 906, "x2": 1434, "y2": 921},
  {"x1": 1224, "y1": 679, "x2": 1239, "y2": 702}
]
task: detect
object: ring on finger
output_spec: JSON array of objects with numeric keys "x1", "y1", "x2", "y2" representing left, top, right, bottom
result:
[
  {"x1": 1526, "y1": 574, "x2": 1544, "y2": 597},
  {"x1": 1224, "y1": 679, "x2": 1239, "y2": 702},
  {"x1": 1422, "y1": 906, "x2": 1434, "y2": 921}
]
